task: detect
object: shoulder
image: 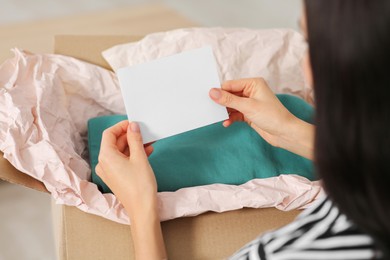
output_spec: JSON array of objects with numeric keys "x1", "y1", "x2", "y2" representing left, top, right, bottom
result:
[{"x1": 229, "y1": 197, "x2": 379, "y2": 260}]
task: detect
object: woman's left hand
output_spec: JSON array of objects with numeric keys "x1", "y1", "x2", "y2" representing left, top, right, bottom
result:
[
  {"x1": 95, "y1": 120, "x2": 157, "y2": 217},
  {"x1": 96, "y1": 120, "x2": 167, "y2": 259}
]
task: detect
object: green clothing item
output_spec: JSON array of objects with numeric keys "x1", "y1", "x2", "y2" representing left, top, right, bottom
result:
[{"x1": 88, "y1": 94, "x2": 316, "y2": 193}]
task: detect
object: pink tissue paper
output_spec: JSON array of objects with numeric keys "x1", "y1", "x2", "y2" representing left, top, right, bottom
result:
[{"x1": 0, "y1": 28, "x2": 322, "y2": 224}]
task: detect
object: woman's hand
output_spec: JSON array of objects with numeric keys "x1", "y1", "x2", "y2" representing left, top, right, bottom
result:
[
  {"x1": 209, "y1": 78, "x2": 314, "y2": 159},
  {"x1": 95, "y1": 120, "x2": 156, "y2": 213},
  {"x1": 95, "y1": 120, "x2": 167, "y2": 260}
]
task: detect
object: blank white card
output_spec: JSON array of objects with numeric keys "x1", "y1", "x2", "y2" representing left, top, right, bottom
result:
[{"x1": 117, "y1": 46, "x2": 229, "y2": 144}]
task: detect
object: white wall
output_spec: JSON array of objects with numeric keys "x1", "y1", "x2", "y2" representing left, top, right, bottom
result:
[
  {"x1": 0, "y1": 0, "x2": 302, "y2": 29},
  {"x1": 164, "y1": 0, "x2": 302, "y2": 29}
]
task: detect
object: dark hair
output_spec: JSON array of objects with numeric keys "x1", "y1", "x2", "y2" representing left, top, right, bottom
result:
[{"x1": 305, "y1": 0, "x2": 390, "y2": 257}]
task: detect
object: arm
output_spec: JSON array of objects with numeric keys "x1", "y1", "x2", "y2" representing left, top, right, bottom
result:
[
  {"x1": 95, "y1": 121, "x2": 167, "y2": 260},
  {"x1": 278, "y1": 118, "x2": 314, "y2": 160},
  {"x1": 209, "y1": 78, "x2": 314, "y2": 160},
  {"x1": 125, "y1": 198, "x2": 166, "y2": 260}
]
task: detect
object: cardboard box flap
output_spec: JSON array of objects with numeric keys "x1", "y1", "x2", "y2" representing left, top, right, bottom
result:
[
  {"x1": 54, "y1": 199, "x2": 299, "y2": 260},
  {"x1": 0, "y1": 153, "x2": 48, "y2": 193}
]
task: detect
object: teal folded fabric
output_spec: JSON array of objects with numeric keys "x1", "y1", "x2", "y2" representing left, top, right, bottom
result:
[{"x1": 88, "y1": 94, "x2": 316, "y2": 193}]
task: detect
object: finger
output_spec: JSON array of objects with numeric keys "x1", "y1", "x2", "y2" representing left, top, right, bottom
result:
[
  {"x1": 223, "y1": 111, "x2": 244, "y2": 127},
  {"x1": 116, "y1": 133, "x2": 128, "y2": 153},
  {"x1": 222, "y1": 120, "x2": 232, "y2": 127},
  {"x1": 209, "y1": 88, "x2": 254, "y2": 114},
  {"x1": 221, "y1": 78, "x2": 264, "y2": 96},
  {"x1": 229, "y1": 111, "x2": 244, "y2": 122},
  {"x1": 227, "y1": 90, "x2": 244, "y2": 97},
  {"x1": 123, "y1": 147, "x2": 130, "y2": 157},
  {"x1": 145, "y1": 145, "x2": 154, "y2": 157},
  {"x1": 95, "y1": 163, "x2": 105, "y2": 178},
  {"x1": 127, "y1": 122, "x2": 147, "y2": 159},
  {"x1": 227, "y1": 107, "x2": 238, "y2": 114},
  {"x1": 101, "y1": 120, "x2": 129, "y2": 152}
]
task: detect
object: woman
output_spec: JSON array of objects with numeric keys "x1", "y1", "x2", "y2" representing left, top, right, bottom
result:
[{"x1": 95, "y1": 1, "x2": 389, "y2": 259}]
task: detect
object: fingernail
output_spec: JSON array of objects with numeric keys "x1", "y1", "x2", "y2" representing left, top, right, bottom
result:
[
  {"x1": 210, "y1": 88, "x2": 221, "y2": 99},
  {"x1": 130, "y1": 122, "x2": 140, "y2": 133}
]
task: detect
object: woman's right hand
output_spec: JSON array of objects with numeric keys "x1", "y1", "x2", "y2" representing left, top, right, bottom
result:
[{"x1": 209, "y1": 78, "x2": 314, "y2": 159}]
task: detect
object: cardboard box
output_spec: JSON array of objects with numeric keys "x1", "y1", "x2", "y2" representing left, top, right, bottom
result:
[{"x1": 0, "y1": 35, "x2": 300, "y2": 260}]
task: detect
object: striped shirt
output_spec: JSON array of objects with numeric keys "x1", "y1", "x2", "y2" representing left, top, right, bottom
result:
[{"x1": 229, "y1": 197, "x2": 381, "y2": 260}]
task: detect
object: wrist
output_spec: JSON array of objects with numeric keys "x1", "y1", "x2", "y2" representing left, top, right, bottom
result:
[
  {"x1": 124, "y1": 195, "x2": 160, "y2": 221},
  {"x1": 126, "y1": 196, "x2": 167, "y2": 260},
  {"x1": 277, "y1": 116, "x2": 314, "y2": 160}
]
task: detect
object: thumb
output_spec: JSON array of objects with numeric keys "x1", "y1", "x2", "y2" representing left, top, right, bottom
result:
[
  {"x1": 127, "y1": 122, "x2": 147, "y2": 159},
  {"x1": 209, "y1": 88, "x2": 252, "y2": 114}
]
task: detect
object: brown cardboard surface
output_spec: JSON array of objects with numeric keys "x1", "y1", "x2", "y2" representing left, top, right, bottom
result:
[
  {"x1": 0, "y1": 153, "x2": 48, "y2": 193},
  {"x1": 52, "y1": 199, "x2": 299, "y2": 260},
  {"x1": 52, "y1": 35, "x2": 301, "y2": 259}
]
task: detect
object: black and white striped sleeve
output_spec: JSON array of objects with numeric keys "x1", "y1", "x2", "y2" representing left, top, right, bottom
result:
[{"x1": 228, "y1": 197, "x2": 379, "y2": 260}]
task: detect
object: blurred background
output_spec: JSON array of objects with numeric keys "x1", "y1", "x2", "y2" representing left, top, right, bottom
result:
[
  {"x1": 0, "y1": 0, "x2": 301, "y2": 27},
  {"x1": 0, "y1": 0, "x2": 301, "y2": 259}
]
